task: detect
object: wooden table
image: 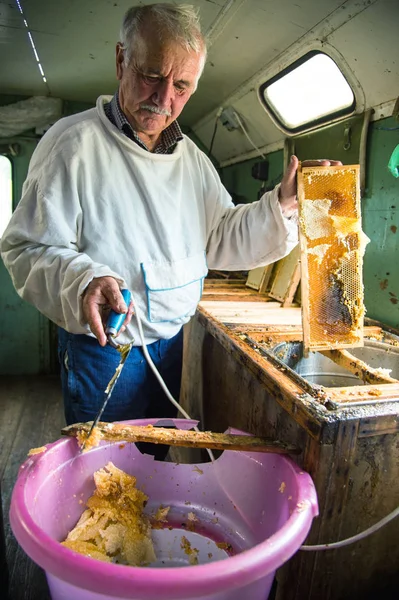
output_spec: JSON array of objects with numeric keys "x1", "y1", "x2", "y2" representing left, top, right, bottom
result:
[{"x1": 180, "y1": 301, "x2": 399, "y2": 600}]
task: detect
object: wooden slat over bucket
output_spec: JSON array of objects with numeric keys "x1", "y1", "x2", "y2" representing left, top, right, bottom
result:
[{"x1": 297, "y1": 164, "x2": 368, "y2": 353}]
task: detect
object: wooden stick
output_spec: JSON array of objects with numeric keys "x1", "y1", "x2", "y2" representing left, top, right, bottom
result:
[
  {"x1": 321, "y1": 349, "x2": 399, "y2": 385},
  {"x1": 246, "y1": 325, "x2": 383, "y2": 344},
  {"x1": 62, "y1": 422, "x2": 301, "y2": 455}
]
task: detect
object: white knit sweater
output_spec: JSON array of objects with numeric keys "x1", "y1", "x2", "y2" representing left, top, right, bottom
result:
[{"x1": 1, "y1": 96, "x2": 298, "y2": 344}]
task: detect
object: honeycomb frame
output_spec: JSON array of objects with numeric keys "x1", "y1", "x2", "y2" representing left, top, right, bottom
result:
[{"x1": 297, "y1": 164, "x2": 366, "y2": 352}]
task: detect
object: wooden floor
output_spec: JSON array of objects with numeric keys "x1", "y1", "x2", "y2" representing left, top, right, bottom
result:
[{"x1": 1, "y1": 375, "x2": 65, "y2": 600}]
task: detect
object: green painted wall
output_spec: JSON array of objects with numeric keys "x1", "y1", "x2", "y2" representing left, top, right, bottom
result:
[
  {"x1": 0, "y1": 137, "x2": 53, "y2": 374},
  {"x1": 219, "y1": 150, "x2": 283, "y2": 205},
  {"x1": 363, "y1": 117, "x2": 399, "y2": 328},
  {"x1": 293, "y1": 114, "x2": 366, "y2": 165}
]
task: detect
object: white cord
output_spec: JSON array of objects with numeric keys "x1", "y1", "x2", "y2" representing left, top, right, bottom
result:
[
  {"x1": 233, "y1": 110, "x2": 266, "y2": 159},
  {"x1": 300, "y1": 505, "x2": 399, "y2": 551},
  {"x1": 130, "y1": 294, "x2": 215, "y2": 462}
]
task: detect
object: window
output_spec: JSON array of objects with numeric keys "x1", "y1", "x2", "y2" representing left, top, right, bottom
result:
[
  {"x1": 0, "y1": 155, "x2": 13, "y2": 237},
  {"x1": 259, "y1": 51, "x2": 355, "y2": 133}
]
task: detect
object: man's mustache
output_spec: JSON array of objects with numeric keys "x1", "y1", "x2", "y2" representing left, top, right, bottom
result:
[{"x1": 140, "y1": 104, "x2": 171, "y2": 117}]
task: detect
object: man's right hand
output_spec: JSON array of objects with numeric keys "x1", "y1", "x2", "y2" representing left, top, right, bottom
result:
[
  {"x1": 279, "y1": 155, "x2": 343, "y2": 217},
  {"x1": 82, "y1": 276, "x2": 134, "y2": 346}
]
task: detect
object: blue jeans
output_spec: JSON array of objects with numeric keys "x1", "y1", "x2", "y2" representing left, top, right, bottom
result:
[{"x1": 58, "y1": 328, "x2": 183, "y2": 459}]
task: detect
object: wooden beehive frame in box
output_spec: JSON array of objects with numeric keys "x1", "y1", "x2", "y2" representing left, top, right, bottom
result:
[
  {"x1": 297, "y1": 164, "x2": 366, "y2": 352},
  {"x1": 268, "y1": 245, "x2": 301, "y2": 307}
]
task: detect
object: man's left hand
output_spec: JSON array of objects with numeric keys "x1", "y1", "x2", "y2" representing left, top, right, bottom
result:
[{"x1": 279, "y1": 155, "x2": 343, "y2": 217}]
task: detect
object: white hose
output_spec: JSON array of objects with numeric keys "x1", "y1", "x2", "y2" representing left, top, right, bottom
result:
[
  {"x1": 130, "y1": 294, "x2": 215, "y2": 462},
  {"x1": 300, "y1": 505, "x2": 399, "y2": 551}
]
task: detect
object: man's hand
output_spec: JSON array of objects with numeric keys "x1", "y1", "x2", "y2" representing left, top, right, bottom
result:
[
  {"x1": 279, "y1": 155, "x2": 343, "y2": 217},
  {"x1": 82, "y1": 276, "x2": 134, "y2": 346}
]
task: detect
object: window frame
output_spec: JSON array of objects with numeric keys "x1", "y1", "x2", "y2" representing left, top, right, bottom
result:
[{"x1": 259, "y1": 50, "x2": 356, "y2": 135}]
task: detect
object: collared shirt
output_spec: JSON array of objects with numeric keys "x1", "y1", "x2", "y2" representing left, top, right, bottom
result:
[{"x1": 104, "y1": 92, "x2": 183, "y2": 154}]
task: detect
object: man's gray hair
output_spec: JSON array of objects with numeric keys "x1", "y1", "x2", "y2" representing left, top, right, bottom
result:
[{"x1": 120, "y1": 3, "x2": 207, "y2": 67}]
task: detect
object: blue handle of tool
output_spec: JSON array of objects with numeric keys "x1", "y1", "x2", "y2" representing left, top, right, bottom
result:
[{"x1": 105, "y1": 289, "x2": 131, "y2": 335}]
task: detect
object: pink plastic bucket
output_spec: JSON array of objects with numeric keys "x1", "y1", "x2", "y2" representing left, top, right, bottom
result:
[{"x1": 10, "y1": 418, "x2": 318, "y2": 600}]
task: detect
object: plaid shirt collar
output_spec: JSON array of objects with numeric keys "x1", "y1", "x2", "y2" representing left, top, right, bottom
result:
[{"x1": 104, "y1": 92, "x2": 183, "y2": 154}]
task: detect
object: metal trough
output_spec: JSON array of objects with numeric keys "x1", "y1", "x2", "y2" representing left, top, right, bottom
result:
[{"x1": 271, "y1": 341, "x2": 399, "y2": 387}]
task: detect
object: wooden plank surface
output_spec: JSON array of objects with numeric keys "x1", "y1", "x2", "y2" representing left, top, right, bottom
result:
[
  {"x1": 202, "y1": 280, "x2": 270, "y2": 302},
  {"x1": 199, "y1": 301, "x2": 302, "y2": 325},
  {"x1": 203, "y1": 279, "x2": 247, "y2": 288},
  {"x1": 201, "y1": 291, "x2": 271, "y2": 302},
  {"x1": 243, "y1": 325, "x2": 383, "y2": 344}
]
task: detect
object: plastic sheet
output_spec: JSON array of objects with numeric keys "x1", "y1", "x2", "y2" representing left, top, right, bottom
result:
[{"x1": 0, "y1": 96, "x2": 62, "y2": 137}]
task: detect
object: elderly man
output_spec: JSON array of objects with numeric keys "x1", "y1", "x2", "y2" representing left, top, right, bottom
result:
[{"x1": 1, "y1": 4, "x2": 340, "y2": 452}]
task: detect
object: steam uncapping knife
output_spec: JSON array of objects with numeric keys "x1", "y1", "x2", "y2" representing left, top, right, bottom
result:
[{"x1": 81, "y1": 289, "x2": 132, "y2": 450}]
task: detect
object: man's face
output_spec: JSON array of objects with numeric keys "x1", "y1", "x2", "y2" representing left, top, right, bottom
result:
[{"x1": 116, "y1": 24, "x2": 204, "y2": 139}]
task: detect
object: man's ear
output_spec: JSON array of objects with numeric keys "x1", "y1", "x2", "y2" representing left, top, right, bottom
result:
[{"x1": 116, "y1": 43, "x2": 125, "y2": 81}]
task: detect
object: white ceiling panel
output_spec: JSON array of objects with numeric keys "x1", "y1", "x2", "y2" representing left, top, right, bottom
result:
[
  {"x1": 0, "y1": 26, "x2": 49, "y2": 95},
  {"x1": 327, "y1": 0, "x2": 399, "y2": 109},
  {"x1": 0, "y1": 0, "x2": 398, "y2": 162},
  {"x1": 2, "y1": 0, "x2": 222, "y2": 103},
  {"x1": 0, "y1": 2, "x2": 48, "y2": 96}
]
